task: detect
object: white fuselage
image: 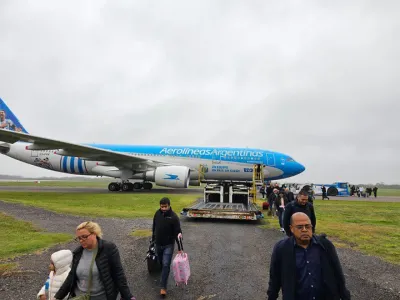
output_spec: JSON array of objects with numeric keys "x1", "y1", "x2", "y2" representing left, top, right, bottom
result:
[{"x1": 3, "y1": 143, "x2": 284, "y2": 181}]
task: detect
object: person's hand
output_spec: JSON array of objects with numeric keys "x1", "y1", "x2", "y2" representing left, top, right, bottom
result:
[
  {"x1": 39, "y1": 295, "x2": 46, "y2": 300},
  {"x1": 177, "y1": 233, "x2": 182, "y2": 239}
]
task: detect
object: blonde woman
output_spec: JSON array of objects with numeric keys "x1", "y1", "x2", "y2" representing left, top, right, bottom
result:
[{"x1": 54, "y1": 221, "x2": 136, "y2": 300}]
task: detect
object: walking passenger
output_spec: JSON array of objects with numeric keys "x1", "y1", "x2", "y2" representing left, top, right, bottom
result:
[
  {"x1": 267, "y1": 212, "x2": 351, "y2": 300},
  {"x1": 268, "y1": 189, "x2": 279, "y2": 217},
  {"x1": 373, "y1": 186, "x2": 378, "y2": 197},
  {"x1": 322, "y1": 185, "x2": 329, "y2": 200},
  {"x1": 285, "y1": 187, "x2": 295, "y2": 203},
  {"x1": 283, "y1": 189, "x2": 316, "y2": 236},
  {"x1": 37, "y1": 250, "x2": 72, "y2": 300},
  {"x1": 260, "y1": 184, "x2": 266, "y2": 199},
  {"x1": 275, "y1": 192, "x2": 287, "y2": 233},
  {"x1": 54, "y1": 221, "x2": 136, "y2": 300},
  {"x1": 152, "y1": 197, "x2": 183, "y2": 297}
]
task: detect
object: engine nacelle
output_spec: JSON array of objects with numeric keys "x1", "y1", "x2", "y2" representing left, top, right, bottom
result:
[
  {"x1": 189, "y1": 180, "x2": 201, "y2": 186},
  {"x1": 146, "y1": 166, "x2": 190, "y2": 188}
]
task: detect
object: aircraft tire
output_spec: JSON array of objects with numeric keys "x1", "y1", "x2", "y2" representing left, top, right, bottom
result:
[
  {"x1": 108, "y1": 182, "x2": 119, "y2": 192},
  {"x1": 133, "y1": 182, "x2": 142, "y2": 190},
  {"x1": 122, "y1": 183, "x2": 132, "y2": 192},
  {"x1": 143, "y1": 182, "x2": 153, "y2": 190},
  {"x1": 327, "y1": 187, "x2": 338, "y2": 196}
]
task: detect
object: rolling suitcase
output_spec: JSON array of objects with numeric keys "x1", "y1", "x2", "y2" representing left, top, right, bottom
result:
[
  {"x1": 172, "y1": 237, "x2": 191, "y2": 286},
  {"x1": 145, "y1": 240, "x2": 161, "y2": 273}
]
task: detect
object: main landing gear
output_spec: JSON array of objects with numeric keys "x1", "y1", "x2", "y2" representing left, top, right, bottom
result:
[{"x1": 108, "y1": 181, "x2": 153, "y2": 192}]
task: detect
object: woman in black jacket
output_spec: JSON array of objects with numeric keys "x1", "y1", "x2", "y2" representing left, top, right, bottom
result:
[{"x1": 55, "y1": 221, "x2": 135, "y2": 300}]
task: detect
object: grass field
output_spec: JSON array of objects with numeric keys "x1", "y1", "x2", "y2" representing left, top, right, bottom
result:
[
  {"x1": 374, "y1": 189, "x2": 400, "y2": 197},
  {"x1": 0, "y1": 191, "x2": 200, "y2": 218},
  {"x1": 0, "y1": 212, "x2": 72, "y2": 263},
  {"x1": 261, "y1": 199, "x2": 400, "y2": 265},
  {"x1": 0, "y1": 180, "x2": 203, "y2": 189}
]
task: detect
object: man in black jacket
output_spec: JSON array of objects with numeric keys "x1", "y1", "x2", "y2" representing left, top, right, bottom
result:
[
  {"x1": 267, "y1": 212, "x2": 351, "y2": 300},
  {"x1": 284, "y1": 187, "x2": 295, "y2": 203},
  {"x1": 152, "y1": 197, "x2": 183, "y2": 297},
  {"x1": 283, "y1": 189, "x2": 316, "y2": 236},
  {"x1": 322, "y1": 185, "x2": 330, "y2": 200}
]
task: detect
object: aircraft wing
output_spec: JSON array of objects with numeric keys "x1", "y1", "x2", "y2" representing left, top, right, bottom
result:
[{"x1": 0, "y1": 129, "x2": 166, "y2": 170}]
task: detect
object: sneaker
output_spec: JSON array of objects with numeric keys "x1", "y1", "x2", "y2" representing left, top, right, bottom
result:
[{"x1": 160, "y1": 289, "x2": 167, "y2": 297}]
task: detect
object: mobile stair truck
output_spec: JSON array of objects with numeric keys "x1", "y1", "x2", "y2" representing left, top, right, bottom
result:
[{"x1": 180, "y1": 164, "x2": 265, "y2": 221}]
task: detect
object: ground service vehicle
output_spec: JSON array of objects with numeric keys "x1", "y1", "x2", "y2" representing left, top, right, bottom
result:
[
  {"x1": 181, "y1": 165, "x2": 265, "y2": 221},
  {"x1": 181, "y1": 183, "x2": 264, "y2": 221},
  {"x1": 295, "y1": 182, "x2": 350, "y2": 197}
]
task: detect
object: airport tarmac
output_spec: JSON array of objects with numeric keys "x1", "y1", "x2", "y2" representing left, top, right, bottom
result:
[{"x1": 0, "y1": 185, "x2": 399, "y2": 202}]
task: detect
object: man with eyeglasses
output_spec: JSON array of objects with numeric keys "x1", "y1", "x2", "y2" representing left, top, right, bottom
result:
[{"x1": 267, "y1": 212, "x2": 351, "y2": 300}]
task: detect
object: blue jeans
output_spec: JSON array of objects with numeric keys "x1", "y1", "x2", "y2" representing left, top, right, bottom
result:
[{"x1": 156, "y1": 244, "x2": 174, "y2": 289}]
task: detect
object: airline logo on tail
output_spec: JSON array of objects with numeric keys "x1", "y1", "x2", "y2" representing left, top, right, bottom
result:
[{"x1": 0, "y1": 98, "x2": 28, "y2": 134}]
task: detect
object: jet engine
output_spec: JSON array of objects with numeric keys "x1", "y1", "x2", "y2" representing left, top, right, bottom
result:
[
  {"x1": 145, "y1": 166, "x2": 190, "y2": 188},
  {"x1": 189, "y1": 180, "x2": 201, "y2": 186}
]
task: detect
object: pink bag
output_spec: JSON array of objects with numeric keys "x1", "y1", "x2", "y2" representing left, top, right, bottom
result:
[{"x1": 172, "y1": 238, "x2": 190, "y2": 286}]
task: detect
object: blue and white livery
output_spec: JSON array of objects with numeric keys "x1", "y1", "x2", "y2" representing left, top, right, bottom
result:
[{"x1": 0, "y1": 98, "x2": 305, "y2": 191}]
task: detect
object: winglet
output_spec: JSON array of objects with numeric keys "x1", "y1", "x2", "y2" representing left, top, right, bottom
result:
[{"x1": 0, "y1": 98, "x2": 29, "y2": 134}]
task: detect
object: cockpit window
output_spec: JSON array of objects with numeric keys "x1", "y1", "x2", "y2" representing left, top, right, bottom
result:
[{"x1": 286, "y1": 157, "x2": 295, "y2": 162}]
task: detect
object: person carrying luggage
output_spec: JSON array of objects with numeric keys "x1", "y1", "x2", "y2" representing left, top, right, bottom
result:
[{"x1": 152, "y1": 197, "x2": 183, "y2": 297}]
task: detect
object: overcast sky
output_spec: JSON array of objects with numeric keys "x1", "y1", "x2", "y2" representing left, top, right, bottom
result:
[{"x1": 0, "y1": 0, "x2": 399, "y2": 184}]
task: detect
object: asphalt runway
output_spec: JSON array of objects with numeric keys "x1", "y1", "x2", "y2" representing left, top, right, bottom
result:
[
  {"x1": 1, "y1": 185, "x2": 399, "y2": 202},
  {"x1": 313, "y1": 195, "x2": 400, "y2": 203}
]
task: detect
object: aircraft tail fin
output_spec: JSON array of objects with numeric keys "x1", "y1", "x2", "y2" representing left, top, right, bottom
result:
[{"x1": 0, "y1": 98, "x2": 29, "y2": 134}]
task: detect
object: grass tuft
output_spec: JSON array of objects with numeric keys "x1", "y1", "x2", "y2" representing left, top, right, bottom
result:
[
  {"x1": 0, "y1": 263, "x2": 18, "y2": 276},
  {"x1": 131, "y1": 229, "x2": 152, "y2": 238}
]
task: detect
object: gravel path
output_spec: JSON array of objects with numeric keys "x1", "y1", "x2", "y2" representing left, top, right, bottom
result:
[{"x1": 0, "y1": 200, "x2": 399, "y2": 300}]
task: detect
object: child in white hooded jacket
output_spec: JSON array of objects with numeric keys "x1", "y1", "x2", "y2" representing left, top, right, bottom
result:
[{"x1": 37, "y1": 249, "x2": 73, "y2": 300}]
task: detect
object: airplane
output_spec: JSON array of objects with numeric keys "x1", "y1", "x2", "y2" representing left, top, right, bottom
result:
[{"x1": 0, "y1": 98, "x2": 306, "y2": 191}]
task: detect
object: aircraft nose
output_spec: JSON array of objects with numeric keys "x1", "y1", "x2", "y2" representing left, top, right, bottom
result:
[{"x1": 295, "y1": 162, "x2": 306, "y2": 174}]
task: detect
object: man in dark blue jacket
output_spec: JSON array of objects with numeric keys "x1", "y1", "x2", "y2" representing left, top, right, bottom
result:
[{"x1": 267, "y1": 212, "x2": 351, "y2": 300}]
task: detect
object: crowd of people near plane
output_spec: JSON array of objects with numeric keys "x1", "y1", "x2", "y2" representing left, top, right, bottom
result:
[{"x1": 349, "y1": 184, "x2": 379, "y2": 197}]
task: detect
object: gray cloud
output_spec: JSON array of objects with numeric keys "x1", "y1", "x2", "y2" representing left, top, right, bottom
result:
[{"x1": 0, "y1": 0, "x2": 399, "y2": 184}]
